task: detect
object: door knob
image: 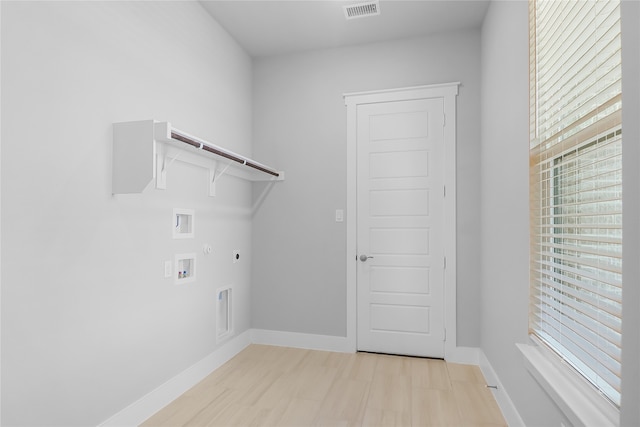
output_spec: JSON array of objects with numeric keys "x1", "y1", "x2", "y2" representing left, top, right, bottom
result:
[{"x1": 359, "y1": 254, "x2": 374, "y2": 262}]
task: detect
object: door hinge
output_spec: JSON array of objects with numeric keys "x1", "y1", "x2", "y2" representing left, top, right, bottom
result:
[
  {"x1": 444, "y1": 328, "x2": 447, "y2": 341},
  {"x1": 443, "y1": 256, "x2": 447, "y2": 269},
  {"x1": 443, "y1": 185, "x2": 446, "y2": 197},
  {"x1": 442, "y1": 113, "x2": 446, "y2": 127}
]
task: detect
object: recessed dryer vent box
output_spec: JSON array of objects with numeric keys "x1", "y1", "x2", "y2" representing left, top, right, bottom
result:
[
  {"x1": 217, "y1": 287, "x2": 233, "y2": 342},
  {"x1": 175, "y1": 253, "x2": 196, "y2": 284},
  {"x1": 173, "y1": 208, "x2": 194, "y2": 239}
]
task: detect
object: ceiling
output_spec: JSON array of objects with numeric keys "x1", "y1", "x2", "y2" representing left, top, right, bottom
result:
[{"x1": 200, "y1": 0, "x2": 490, "y2": 58}]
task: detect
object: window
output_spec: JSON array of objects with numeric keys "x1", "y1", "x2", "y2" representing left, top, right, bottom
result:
[{"x1": 529, "y1": 0, "x2": 622, "y2": 406}]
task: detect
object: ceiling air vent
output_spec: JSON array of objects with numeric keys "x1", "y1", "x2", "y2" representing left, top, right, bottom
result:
[{"x1": 343, "y1": 1, "x2": 380, "y2": 20}]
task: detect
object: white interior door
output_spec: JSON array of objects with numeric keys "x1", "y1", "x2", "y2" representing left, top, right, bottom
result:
[{"x1": 356, "y1": 98, "x2": 446, "y2": 358}]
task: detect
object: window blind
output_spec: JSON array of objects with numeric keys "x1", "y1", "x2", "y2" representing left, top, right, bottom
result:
[{"x1": 529, "y1": 0, "x2": 622, "y2": 406}]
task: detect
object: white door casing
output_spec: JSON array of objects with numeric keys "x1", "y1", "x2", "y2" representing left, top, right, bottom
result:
[{"x1": 344, "y1": 83, "x2": 458, "y2": 359}]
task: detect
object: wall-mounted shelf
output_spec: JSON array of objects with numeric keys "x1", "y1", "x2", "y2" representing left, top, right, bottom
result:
[{"x1": 113, "y1": 120, "x2": 284, "y2": 196}]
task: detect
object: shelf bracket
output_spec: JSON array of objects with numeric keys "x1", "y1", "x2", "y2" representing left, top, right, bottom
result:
[
  {"x1": 209, "y1": 161, "x2": 233, "y2": 197},
  {"x1": 156, "y1": 147, "x2": 183, "y2": 190},
  {"x1": 156, "y1": 150, "x2": 167, "y2": 190}
]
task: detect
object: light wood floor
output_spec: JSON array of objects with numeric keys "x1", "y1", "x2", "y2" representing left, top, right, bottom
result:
[{"x1": 142, "y1": 345, "x2": 507, "y2": 427}]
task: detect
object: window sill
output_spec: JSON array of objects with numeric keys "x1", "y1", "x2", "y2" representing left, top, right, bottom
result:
[{"x1": 516, "y1": 338, "x2": 619, "y2": 427}]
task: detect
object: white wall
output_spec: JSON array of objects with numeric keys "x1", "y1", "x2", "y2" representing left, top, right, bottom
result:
[
  {"x1": 480, "y1": 1, "x2": 640, "y2": 426},
  {"x1": 251, "y1": 30, "x2": 483, "y2": 346},
  {"x1": 0, "y1": 3, "x2": 3, "y2": 423},
  {"x1": 620, "y1": 1, "x2": 640, "y2": 425},
  {"x1": 479, "y1": 3, "x2": 565, "y2": 424},
  {"x1": 1, "y1": 2, "x2": 253, "y2": 425}
]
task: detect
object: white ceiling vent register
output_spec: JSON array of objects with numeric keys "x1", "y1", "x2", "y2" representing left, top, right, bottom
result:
[{"x1": 343, "y1": 1, "x2": 380, "y2": 20}]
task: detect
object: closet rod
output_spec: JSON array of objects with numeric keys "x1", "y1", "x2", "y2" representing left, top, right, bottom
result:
[{"x1": 170, "y1": 131, "x2": 280, "y2": 178}]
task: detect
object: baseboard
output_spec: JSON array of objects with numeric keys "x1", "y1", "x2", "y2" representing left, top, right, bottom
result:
[
  {"x1": 98, "y1": 329, "x2": 252, "y2": 427},
  {"x1": 447, "y1": 346, "x2": 525, "y2": 425},
  {"x1": 445, "y1": 346, "x2": 481, "y2": 365},
  {"x1": 251, "y1": 328, "x2": 353, "y2": 353},
  {"x1": 479, "y1": 349, "x2": 526, "y2": 427}
]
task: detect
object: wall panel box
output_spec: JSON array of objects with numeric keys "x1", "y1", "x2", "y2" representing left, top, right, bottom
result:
[
  {"x1": 173, "y1": 208, "x2": 194, "y2": 239},
  {"x1": 175, "y1": 253, "x2": 196, "y2": 284},
  {"x1": 217, "y1": 287, "x2": 233, "y2": 342}
]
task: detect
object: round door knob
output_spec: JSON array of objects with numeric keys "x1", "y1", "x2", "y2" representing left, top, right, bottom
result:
[{"x1": 360, "y1": 254, "x2": 374, "y2": 262}]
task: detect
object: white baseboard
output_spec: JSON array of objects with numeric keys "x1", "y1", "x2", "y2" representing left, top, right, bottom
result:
[
  {"x1": 479, "y1": 349, "x2": 526, "y2": 427},
  {"x1": 98, "y1": 330, "x2": 252, "y2": 427},
  {"x1": 251, "y1": 328, "x2": 353, "y2": 353},
  {"x1": 445, "y1": 346, "x2": 481, "y2": 365}
]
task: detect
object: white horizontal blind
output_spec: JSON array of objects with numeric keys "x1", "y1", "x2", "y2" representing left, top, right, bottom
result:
[{"x1": 529, "y1": 0, "x2": 622, "y2": 406}]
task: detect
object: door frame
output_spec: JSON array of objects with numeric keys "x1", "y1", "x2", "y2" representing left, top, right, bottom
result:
[{"x1": 344, "y1": 82, "x2": 459, "y2": 359}]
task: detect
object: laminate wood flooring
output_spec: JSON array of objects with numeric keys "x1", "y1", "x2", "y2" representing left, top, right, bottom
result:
[{"x1": 142, "y1": 345, "x2": 507, "y2": 427}]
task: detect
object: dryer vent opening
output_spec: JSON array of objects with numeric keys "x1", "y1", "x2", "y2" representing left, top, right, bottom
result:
[{"x1": 217, "y1": 287, "x2": 232, "y2": 342}]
